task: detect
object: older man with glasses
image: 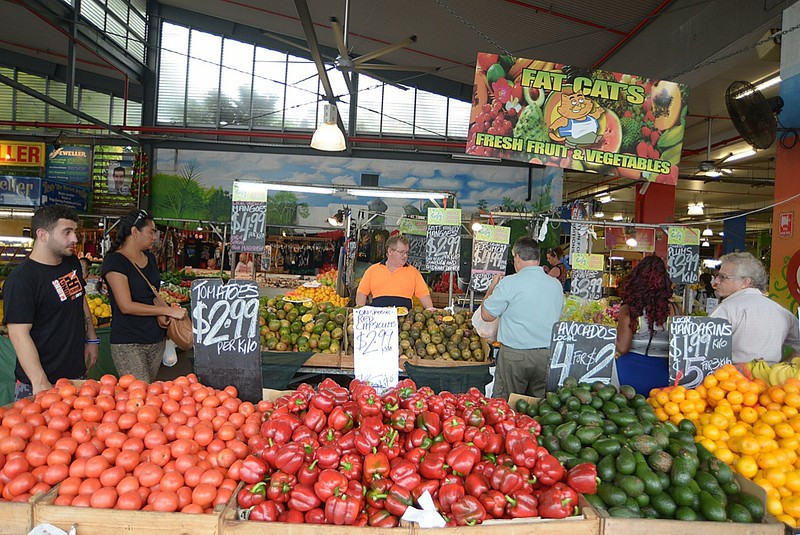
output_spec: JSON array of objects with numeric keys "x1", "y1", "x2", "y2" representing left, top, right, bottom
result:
[
  {"x1": 356, "y1": 234, "x2": 435, "y2": 310},
  {"x1": 710, "y1": 252, "x2": 800, "y2": 363}
]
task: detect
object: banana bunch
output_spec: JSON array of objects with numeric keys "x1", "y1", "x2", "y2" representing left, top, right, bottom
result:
[
  {"x1": 747, "y1": 358, "x2": 772, "y2": 383},
  {"x1": 769, "y1": 361, "x2": 800, "y2": 386}
]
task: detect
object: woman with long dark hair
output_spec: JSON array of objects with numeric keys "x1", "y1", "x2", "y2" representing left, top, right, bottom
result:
[
  {"x1": 102, "y1": 209, "x2": 186, "y2": 382},
  {"x1": 615, "y1": 255, "x2": 680, "y2": 395}
]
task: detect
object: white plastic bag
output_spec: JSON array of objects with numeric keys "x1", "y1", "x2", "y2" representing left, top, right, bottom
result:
[
  {"x1": 162, "y1": 339, "x2": 178, "y2": 367},
  {"x1": 471, "y1": 306, "x2": 498, "y2": 342}
]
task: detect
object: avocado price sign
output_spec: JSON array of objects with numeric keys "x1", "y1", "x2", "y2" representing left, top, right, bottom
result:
[
  {"x1": 466, "y1": 53, "x2": 689, "y2": 186},
  {"x1": 471, "y1": 225, "x2": 510, "y2": 292},
  {"x1": 352, "y1": 307, "x2": 399, "y2": 392},
  {"x1": 547, "y1": 321, "x2": 617, "y2": 392},
  {"x1": 191, "y1": 279, "x2": 262, "y2": 403},
  {"x1": 426, "y1": 208, "x2": 461, "y2": 272},
  {"x1": 569, "y1": 253, "x2": 604, "y2": 300},
  {"x1": 230, "y1": 181, "x2": 268, "y2": 253},
  {"x1": 669, "y1": 316, "x2": 733, "y2": 389},
  {"x1": 667, "y1": 227, "x2": 700, "y2": 284}
]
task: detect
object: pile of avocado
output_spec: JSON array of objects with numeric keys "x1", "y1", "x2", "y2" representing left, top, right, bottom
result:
[{"x1": 515, "y1": 379, "x2": 765, "y2": 522}]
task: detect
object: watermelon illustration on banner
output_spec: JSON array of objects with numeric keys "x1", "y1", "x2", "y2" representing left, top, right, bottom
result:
[
  {"x1": 426, "y1": 208, "x2": 461, "y2": 272},
  {"x1": 471, "y1": 225, "x2": 511, "y2": 293},
  {"x1": 466, "y1": 53, "x2": 689, "y2": 185}
]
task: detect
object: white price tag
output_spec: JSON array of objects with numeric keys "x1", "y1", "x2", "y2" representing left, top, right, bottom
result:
[{"x1": 353, "y1": 307, "x2": 399, "y2": 392}]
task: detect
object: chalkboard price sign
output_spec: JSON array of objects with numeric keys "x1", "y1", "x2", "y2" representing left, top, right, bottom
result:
[
  {"x1": 667, "y1": 227, "x2": 700, "y2": 284},
  {"x1": 471, "y1": 225, "x2": 510, "y2": 293},
  {"x1": 547, "y1": 321, "x2": 617, "y2": 392},
  {"x1": 191, "y1": 279, "x2": 262, "y2": 403},
  {"x1": 569, "y1": 253, "x2": 604, "y2": 300},
  {"x1": 230, "y1": 181, "x2": 268, "y2": 253},
  {"x1": 426, "y1": 209, "x2": 461, "y2": 272},
  {"x1": 669, "y1": 316, "x2": 733, "y2": 389},
  {"x1": 407, "y1": 235, "x2": 427, "y2": 271},
  {"x1": 353, "y1": 307, "x2": 399, "y2": 392}
]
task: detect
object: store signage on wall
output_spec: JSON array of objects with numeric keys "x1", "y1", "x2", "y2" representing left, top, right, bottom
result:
[
  {"x1": 604, "y1": 226, "x2": 656, "y2": 252},
  {"x1": 667, "y1": 227, "x2": 700, "y2": 284},
  {"x1": 45, "y1": 145, "x2": 92, "y2": 187},
  {"x1": 466, "y1": 53, "x2": 689, "y2": 185},
  {"x1": 780, "y1": 211, "x2": 793, "y2": 238},
  {"x1": 470, "y1": 224, "x2": 510, "y2": 293},
  {"x1": 41, "y1": 179, "x2": 89, "y2": 212},
  {"x1": 0, "y1": 141, "x2": 45, "y2": 167},
  {"x1": 0, "y1": 175, "x2": 41, "y2": 207}
]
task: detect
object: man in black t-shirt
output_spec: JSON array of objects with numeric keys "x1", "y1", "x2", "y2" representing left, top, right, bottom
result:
[{"x1": 3, "y1": 206, "x2": 98, "y2": 398}]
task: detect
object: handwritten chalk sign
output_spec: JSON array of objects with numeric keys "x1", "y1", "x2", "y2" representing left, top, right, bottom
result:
[
  {"x1": 669, "y1": 316, "x2": 733, "y2": 389},
  {"x1": 400, "y1": 218, "x2": 428, "y2": 270},
  {"x1": 471, "y1": 225, "x2": 510, "y2": 293},
  {"x1": 352, "y1": 307, "x2": 399, "y2": 392},
  {"x1": 547, "y1": 321, "x2": 617, "y2": 392},
  {"x1": 426, "y1": 208, "x2": 461, "y2": 272},
  {"x1": 191, "y1": 279, "x2": 262, "y2": 403},
  {"x1": 230, "y1": 181, "x2": 268, "y2": 253},
  {"x1": 667, "y1": 227, "x2": 700, "y2": 284},
  {"x1": 569, "y1": 253, "x2": 604, "y2": 300}
]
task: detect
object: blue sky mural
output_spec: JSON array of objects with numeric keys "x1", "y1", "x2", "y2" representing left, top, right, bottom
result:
[{"x1": 152, "y1": 149, "x2": 563, "y2": 227}]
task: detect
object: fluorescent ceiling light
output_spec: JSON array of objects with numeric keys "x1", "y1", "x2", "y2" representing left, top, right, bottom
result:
[
  {"x1": 346, "y1": 188, "x2": 448, "y2": 200},
  {"x1": 612, "y1": 215, "x2": 624, "y2": 221},
  {"x1": 262, "y1": 183, "x2": 336, "y2": 195},
  {"x1": 704, "y1": 170, "x2": 722, "y2": 178},
  {"x1": 735, "y1": 75, "x2": 781, "y2": 99},
  {"x1": 702, "y1": 240, "x2": 711, "y2": 247},
  {"x1": 726, "y1": 149, "x2": 756, "y2": 162},
  {"x1": 687, "y1": 202, "x2": 704, "y2": 216},
  {"x1": 310, "y1": 104, "x2": 346, "y2": 152},
  {"x1": 595, "y1": 193, "x2": 612, "y2": 203},
  {"x1": 610, "y1": 256, "x2": 624, "y2": 261},
  {"x1": 594, "y1": 210, "x2": 605, "y2": 218},
  {"x1": 702, "y1": 227, "x2": 714, "y2": 236}
]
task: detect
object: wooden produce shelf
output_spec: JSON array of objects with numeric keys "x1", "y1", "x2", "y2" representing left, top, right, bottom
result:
[
  {"x1": 0, "y1": 493, "x2": 44, "y2": 535},
  {"x1": 220, "y1": 506, "x2": 413, "y2": 535}
]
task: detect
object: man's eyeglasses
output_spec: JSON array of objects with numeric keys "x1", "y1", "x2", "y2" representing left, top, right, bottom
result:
[
  {"x1": 390, "y1": 248, "x2": 409, "y2": 256},
  {"x1": 714, "y1": 273, "x2": 741, "y2": 282}
]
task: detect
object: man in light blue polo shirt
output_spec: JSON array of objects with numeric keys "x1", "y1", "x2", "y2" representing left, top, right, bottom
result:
[{"x1": 481, "y1": 237, "x2": 564, "y2": 399}]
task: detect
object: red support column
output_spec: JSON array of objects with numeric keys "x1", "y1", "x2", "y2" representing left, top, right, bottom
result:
[{"x1": 634, "y1": 182, "x2": 675, "y2": 258}]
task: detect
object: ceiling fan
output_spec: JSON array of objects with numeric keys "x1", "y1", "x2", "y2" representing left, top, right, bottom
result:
[{"x1": 694, "y1": 118, "x2": 733, "y2": 179}]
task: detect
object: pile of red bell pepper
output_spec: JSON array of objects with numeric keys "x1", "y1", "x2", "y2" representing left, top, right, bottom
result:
[{"x1": 237, "y1": 378, "x2": 596, "y2": 526}]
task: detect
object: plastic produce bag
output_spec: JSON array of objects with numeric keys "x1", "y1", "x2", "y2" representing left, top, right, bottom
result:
[
  {"x1": 471, "y1": 306, "x2": 498, "y2": 342},
  {"x1": 162, "y1": 339, "x2": 178, "y2": 367}
]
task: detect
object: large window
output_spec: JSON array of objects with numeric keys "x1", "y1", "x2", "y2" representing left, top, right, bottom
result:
[
  {"x1": 60, "y1": 0, "x2": 147, "y2": 63},
  {"x1": 156, "y1": 21, "x2": 468, "y2": 141}
]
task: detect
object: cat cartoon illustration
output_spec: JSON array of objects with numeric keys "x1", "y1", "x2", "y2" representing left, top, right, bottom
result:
[{"x1": 548, "y1": 91, "x2": 604, "y2": 147}]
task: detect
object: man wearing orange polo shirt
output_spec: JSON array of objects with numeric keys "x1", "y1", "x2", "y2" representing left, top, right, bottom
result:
[{"x1": 356, "y1": 235, "x2": 435, "y2": 310}]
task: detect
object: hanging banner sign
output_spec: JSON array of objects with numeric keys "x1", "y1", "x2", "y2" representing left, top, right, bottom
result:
[
  {"x1": 352, "y1": 307, "x2": 399, "y2": 392},
  {"x1": 41, "y1": 179, "x2": 90, "y2": 211},
  {"x1": 667, "y1": 227, "x2": 700, "y2": 284},
  {"x1": 466, "y1": 53, "x2": 689, "y2": 185},
  {"x1": 45, "y1": 145, "x2": 92, "y2": 187},
  {"x1": 0, "y1": 141, "x2": 45, "y2": 167},
  {"x1": 604, "y1": 226, "x2": 656, "y2": 252},
  {"x1": 399, "y1": 218, "x2": 428, "y2": 271},
  {"x1": 669, "y1": 316, "x2": 733, "y2": 389},
  {"x1": 191, "y1": 279, "x2": 262, "y2": 403},
  {"x1": 471, "y1": 225, "x2": 510, "y2": 293},
  {"x1": 569, "y1": 202, "x2": 591, "y2": 255},
  {"x1": 0, "y1": 176, "x2": 41, "y2": 207},
  {"x1": 426, "y1": 208, "x2": 461, "y2": 272},
  {"x1": 548, "y1": 321, "x2": 616, "y2": 391},
  {"x1": 230, "y1": 181, "x2": 268, "y2": 253},
  {"x1": 569, "y1": 253, "x2": 604, "y2": 300}
]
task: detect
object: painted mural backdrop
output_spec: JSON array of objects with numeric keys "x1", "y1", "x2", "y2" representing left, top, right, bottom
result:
[
  {"x1": 151, "y1": 149, "x2": 563, "y2": 227},
  {"x1": 466, "y1": 53, "x2": 689, "y2": 185}
]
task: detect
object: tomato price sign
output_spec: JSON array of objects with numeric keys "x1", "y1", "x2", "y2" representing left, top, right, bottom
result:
[
  {"x1": 547, "y1": 322, "x2": 616, "y2": 392},
  {"x1": 353, "y1": 307, "x2": 399, "y2": 392},
  {"x1": 669, "y1": 316, "x2": 732, "y2": 389},
  {"x1": 191, "y1": 279, "x2": 262, "y2": 402}
]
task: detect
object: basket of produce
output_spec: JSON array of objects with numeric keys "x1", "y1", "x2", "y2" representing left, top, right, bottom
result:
[{"x1": 86, "y1": 294, "x2": 112, "y2": 326}]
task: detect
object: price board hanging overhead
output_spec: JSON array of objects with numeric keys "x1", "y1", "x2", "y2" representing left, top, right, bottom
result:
[
  {"x1": 230, "y1": 181, "x2": 268, "y2": 253},
  {"x1": 667, "y1": 227, "x2": 700, "y2": 284},
  {"x1": 569, "y1": 253, "x2": 605, "y2": 300},
  {"x1": 191, "y1": 279, "x2": 263, "y2": 403},
  {"x1": 470, "y1": 225, "x2": 510, "y2": 293},
  {"x1": 547, "y1": 321, "x2": 617, "y2": 392},
  {"x1": 352, "y1": 307, "x2": 399, "y2": 392},
  {"x1": 669, "y1": 316, "x2": 732, "y2": 389},
  {"x1": 426, "y1": 208, "x2": 461, "y2": 272},
  {"x1": 399, "y1": 217, "x2": 428, "y2": 271}
]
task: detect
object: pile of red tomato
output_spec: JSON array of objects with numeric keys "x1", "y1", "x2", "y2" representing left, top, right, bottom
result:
[
  {"x1": 0, "y1": 374, "x2": 264, "y2": 512},
  {"x1": 237, "y1": 378, "x2": 595, "y2": 526}
]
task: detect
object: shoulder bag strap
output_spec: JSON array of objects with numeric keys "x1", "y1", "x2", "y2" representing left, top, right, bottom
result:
[{"x1": 119, "y1": 252, "x2": 160, "y2": 300}]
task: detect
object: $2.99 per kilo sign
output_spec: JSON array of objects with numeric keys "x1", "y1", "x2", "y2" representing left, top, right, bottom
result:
[
  {"x1": 547, "y1": 321, "x2": 617, "y2": 392},
  {"x1": 191, "y1": 279, "x2": 262, "y2": 403},
  {"x1": 353, "y1": 307, "x2": 399, "y2": 392},
  {"x1": 669, "y1": 316, "x2": 732, "y2": 389},
  {"x1": 230, "y1": 181, "x2": 268, "y2": 253}
]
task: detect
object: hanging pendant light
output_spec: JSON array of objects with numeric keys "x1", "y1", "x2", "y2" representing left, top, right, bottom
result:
[{"x1": 310, "y1": 104, "x2": 346, "y2": 152}]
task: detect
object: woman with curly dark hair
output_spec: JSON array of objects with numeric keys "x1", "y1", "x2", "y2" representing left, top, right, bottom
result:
[{"x1": 615, "y1": 255, "x2": 681, "y2": 395}]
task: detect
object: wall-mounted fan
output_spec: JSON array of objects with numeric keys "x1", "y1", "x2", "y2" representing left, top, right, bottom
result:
[{"x1": 725, "y1": 80, "x2": 783, "y2": 149}]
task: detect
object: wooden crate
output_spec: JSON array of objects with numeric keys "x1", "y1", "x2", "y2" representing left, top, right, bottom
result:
[
  {"x1": 0, "y1": 493, "x2": 42, "y2": 535},
  {"x1": 592, "y1": 474, "x2": 783, "y2": 535},
  {"x1": 33, "y1": 485, "x2": 233, "y2": 535},
  {"x1": 430, "y1": 292, "x2": 450, "y2": 309},
  {"x1": 303, "y1": 352, "x2": 342, "y2": 368}
]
